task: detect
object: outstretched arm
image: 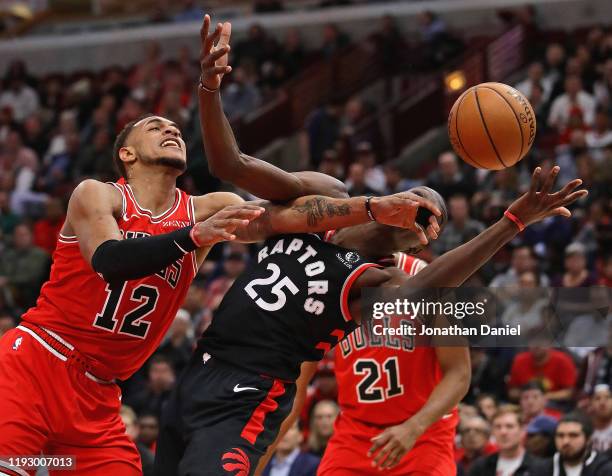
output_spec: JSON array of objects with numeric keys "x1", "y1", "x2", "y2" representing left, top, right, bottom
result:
[
  {"x1": 395, "y1": 166, "x2": 586, "y2": 289},
  {"x1": 198, "y1": 15, "x2": 347, "y2": 200}
]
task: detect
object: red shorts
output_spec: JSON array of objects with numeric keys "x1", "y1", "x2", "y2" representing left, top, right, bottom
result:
[
  {"x1": 0, "y1": 326, "x2": 141, "y2": 476},
  {"x1": 317, "y1": 412, "x2": 457, "y2": 476}
]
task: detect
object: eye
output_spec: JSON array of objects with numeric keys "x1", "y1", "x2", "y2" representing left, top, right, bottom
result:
[{"x1": 149, "y1": 126, "x2": 160, "y2": 131}]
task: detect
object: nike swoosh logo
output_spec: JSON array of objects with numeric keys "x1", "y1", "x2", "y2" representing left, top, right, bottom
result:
[{"x1": 233, "y1": 384, "x2": 259, "y2": 393}]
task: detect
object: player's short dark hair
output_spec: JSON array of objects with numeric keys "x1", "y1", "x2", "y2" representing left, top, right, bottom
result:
[
  {"x1": 557, "y1": 412, "x2": 593, "y2": 438},
  {"x1": 112, "y1": 113, "x2": 153, "y2": 178}
]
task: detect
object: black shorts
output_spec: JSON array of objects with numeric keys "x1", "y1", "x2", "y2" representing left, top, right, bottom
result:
[{"x1": 154, "y1": 351, "x2": 296, "y2": 476}]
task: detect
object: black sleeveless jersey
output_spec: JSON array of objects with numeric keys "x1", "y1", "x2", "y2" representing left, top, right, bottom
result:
[{"x1": 197, "y1": 233, "x2": 379, "y2": 381}]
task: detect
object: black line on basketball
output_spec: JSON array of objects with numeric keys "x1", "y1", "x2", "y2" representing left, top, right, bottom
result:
[
  {"x1": 474, "y1": 88, "x2": 508, "y2": 168},
  {"x1": 481, "y1": 85, "x2": 524, "y2": 164},
  {"x1": 455, "y1": 89, "x2": 489, "y2": 169}
]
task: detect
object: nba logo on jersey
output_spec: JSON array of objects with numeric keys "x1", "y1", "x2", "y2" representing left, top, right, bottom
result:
[
  {"x1": 336, "y1": 251, "x2": 360, "y2": 269},
  {"x1": 12, "y1": 336, "x2": 23, "y2": 351}
]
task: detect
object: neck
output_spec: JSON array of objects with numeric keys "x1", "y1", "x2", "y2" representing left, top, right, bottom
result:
[
  {"x1": 126, "y1": 170, "x2": 178, "y2": 216},
  {"x1": 500, "y1": 445, "x2": 523, "y2": 459},
  {"x1": 594, "y1": 415, "x2": 612, "y2": 429}
]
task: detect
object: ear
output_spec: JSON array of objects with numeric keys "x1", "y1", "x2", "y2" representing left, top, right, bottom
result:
[{"x1": 118, "y1": 145, "x2": 137, "y2": 167}]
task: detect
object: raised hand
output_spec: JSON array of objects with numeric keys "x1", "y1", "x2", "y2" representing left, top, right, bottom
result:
[
  {"x1": 506, "y1": 166, "x2": 587, "y2": 227},
  {"x1": 370, "y1": 192, "x2": 442, "y2": 245},
  {"x1": 199, "y1": 14, "x2": 232, "y2": 91},
  {"x1": 192, "y1": 204, "x2": 264, "y2": 246}
]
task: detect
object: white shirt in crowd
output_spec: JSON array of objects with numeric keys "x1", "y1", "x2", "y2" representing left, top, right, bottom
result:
[
  {"x1": 0, "y1": 86, "x2": 40, "y2": 123},
  {"x1": 496, "y1": 453, "x2": 523, "y2": 476},
  {"x1": 592, "y1": 423, "x2": 612, "y2": 452},
  {"x1": 563, "y1": 463, "x2": 582, "y2": 476},
  {"x1": 548, "y1": 91, "x2": 596, "y2": 128}
]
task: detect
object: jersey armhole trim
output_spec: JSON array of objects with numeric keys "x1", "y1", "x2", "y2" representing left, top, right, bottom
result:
[
  {"x1": 187, "y1": 195, "x2": 199, "y2": 276},
  {"x1": 107, "y1": 182, "x2": 127, "y2": 220},
  {"x1": 340, "y1": 263, "x2": 382, "y2": 322}
]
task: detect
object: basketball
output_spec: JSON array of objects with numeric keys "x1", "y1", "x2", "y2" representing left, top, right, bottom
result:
[{"x1": 448, "y1": 82, "x2": 537, "y2": 170}]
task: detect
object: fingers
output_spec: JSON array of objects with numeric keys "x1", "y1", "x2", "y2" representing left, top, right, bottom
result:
[
  {"x1": 415, "y1": 196, "x2": 441, "y2": 217},
  {"x1": 541, "y1": 165, "x2": 560, "y2": 194},
  {"x1": 215, "y1": 218, "x2": 251, "y2": 231},
  {"x1": 427, "y1": 215, "x2": 440, "y2": 240},
  {"x1": 372, "y1": 441, "x2": 394, "y2": 468},
  {"x1": 199, "y1": 14, "x2": 210, "y2": 45},
  {"x1": 203, "y1": 45, "x2": 230, "y2": 67},
  {"x1": 560, "y1": 189, "x2": 588, "y2": 207},
  {"x1": 203, "y1": 65, "x2": 232, "y2": 77},
  {"x1": 382, "y1": 447, "x2": 402, "y2": 469},
  {"x1": 204, "y1": 24, "x2": 223, "y2": 56},
  {"x1": 529, "y1": 167, "x2": 542, "y2": 195},
  {"x1": 552, "y1": 178, "x2": 582, "y2": 198},
  {"x1": 551, "y1": 207, "x2": 571, "y2": 218},
  {"x1": 368, "y1": 434, "x2": 386, "y2": 457},
  {"x1": 413, "y1": 224, "x2": 428, "y2": 246},
  {"x1": 218, "y1": 22, "x2": 232, "y2": 47}
]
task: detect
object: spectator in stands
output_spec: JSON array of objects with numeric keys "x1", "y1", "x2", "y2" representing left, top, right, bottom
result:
[
  {"x1": 273, "y1": 28, "x2": 307, "y2": 85},
  {"x1": 0, "y1": 311, "x2": 15, "y2": 338},
  {"x1": 528, "y1": 82, "x2": 551, "y2": 129},
  {"x1": 22, "y1": 114, "x2": 49, "y2": 159},
  {"x1": 455, "y1": 416, "x2": 496, "y2": 476},
  {"x1": 490, "y1": 245, "x2": 550, "y2": 288},
  {"x1": 254, "y1": 0, "x2": 284, "y2": 14},
  {"x1": 307, "y1": 400, "x2": 339, "y2": 457},
  {"x1": 516, "y1": 61, "x2": 553, "y2": 104},
  {"x1": 382, "y1": 163, "x2": 420, "y2": 195},
  {"x1": 301, "y1": 98, "x2": 343, "y2": 168},
  {"x1": 553, "y1": 242, "x2": 598, "y2": 288},
  {"x1": 221, "y1": 66, "x2": 262, "y2": 121},
  {"x1": 507, "y1": 347, "x2": 577, "y2": 405},
  {"x1": 469, "y1": 405, "x2": 545, "y2": 476},
  {"x1": 576, "y1": 322, "x2": 612, "y2": 402},
  {"x1": 345, "y1": 163, "x2": 378, "y2": 196},
  {"x1": 425, "y1": 152, "x2": 475, "y2": 200},
  {"x1": 74, "y1": 128, "x2": 115, "y2": 180},
  {"x1": 499, "y1": 271, "x2": 547, "y2": 336},
  {"x1": 0, "y1": 190, "x2": 19, "y2": 236},
  {"x1": 319, "y1": 23, "x2": 350, "y2": 58},
  {"x1": 262, "y1": 421, "x2": 319, "y2": 476},
  {"x1": 476, "y1": 394, "x2": 498, "y2": 423},
  {"x1": 525, "y1": 415, "x2": 558, "y2": 458},
  {"x1": 590, "y1": 384, "x2": 612, "y2": 452},
  {"x1": 300, "y1": 357, "x2": 337, "y2": 432},
  {"x1": 432, "y1": 194, "x2": 484, "y2": 256},
  {"x1": 520, "y1": 381, "x2": 561, "y2": 425},
  {"x1": 32, "y1": 198, "x2": 65, "y2": 255},
  {"x1": 137, "y1": 413, "x2": 160, "y2": 453},
  {"x1": 0, "y1": 70, "x2": 39, "y2": 123},
  {"x1": 465, "y1": 349, "x2": 509, "y2": 404},
  {"x1": 0, "y1": 223, "x2": 50, "y2": 309},
  {"x1": 124, "y1": 354, "x2": 176, "y2": 418},
  {"x1": 158, "y1": 309, "x2": 194, "y2": 375},
  {"x1": 585, "y1": 108, "x2": 612, "y2": 161},
  {"x1": 173, "y1": 0, "x2": 201, "y2": 22},
  {"x1": 120, "y1": 406, "x2": 154, "y2": 476},
  {"x1": 204, "y1": 244, "x2": 249, "y2": 310},
  {"x1": 598, "y1": 254, "x2": 612, "y2": 287},
  {"x1": 317, "y1": 150, "x2": 344, "y2": 181},
  {"x1": 593, "y1": 59, "x2": 612, "y2": 109},
  {"x1": 351, "y1": 142, "x2": 385, "y2": 193},
  {"x1": 539, "y1": 413, "x2": 612, "y2": 475},
  {"x1": 548, "y1": 76, "x2": 597, "y2": 130},
  {"x1": 371, "y1": 15, "x2": 405, "y2": 78},
  {"x1": 233, "y1": 24, "x2": 278, "y2": 70}
]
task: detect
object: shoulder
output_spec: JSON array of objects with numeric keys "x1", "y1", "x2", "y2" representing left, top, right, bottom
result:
[
  {"x1": 192, "y1": 192, "x2": 244, "y2": 221},
  {"x1": 69, "y1": 179, "x2": 123, "y2": 212}
]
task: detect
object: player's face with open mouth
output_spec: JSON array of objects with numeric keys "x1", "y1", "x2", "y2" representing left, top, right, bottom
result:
[{"x1": 134, "y1": 115, "x2": 187, "y2": 171}]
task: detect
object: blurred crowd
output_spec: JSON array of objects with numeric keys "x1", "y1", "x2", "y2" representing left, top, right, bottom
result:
[{"x1": 0, "y1": 9, "x2": 611, "y2": 476}]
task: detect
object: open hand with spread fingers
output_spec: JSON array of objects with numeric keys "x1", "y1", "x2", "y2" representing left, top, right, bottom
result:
[
  {"x1": 369, "y1": 192, "x2": 442, "y2": 245},
  {"x1": 506, "y1": 166, "x2": 588, "y2": 229},
  {"x1": 199, "y1": 14, "x2": 232, "y2": 91},
  {"x1": 191, "y1": 204, "x2": 264, "y2": 247}
]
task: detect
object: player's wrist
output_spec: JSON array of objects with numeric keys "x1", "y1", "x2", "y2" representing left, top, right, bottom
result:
[
  {"x1": 198, "y1": 74, "x2": 219, "y2": 93},
  {"x1": 503, "y1": 209, "x2": 526, "y2": 232},
  {"x1": 365, "y1": 196, "x2": 378, "y2": 222}
]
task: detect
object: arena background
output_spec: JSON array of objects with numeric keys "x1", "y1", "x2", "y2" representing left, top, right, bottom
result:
[{"x1": 0, "y1": 0, "x2": 610, "y2": 475}]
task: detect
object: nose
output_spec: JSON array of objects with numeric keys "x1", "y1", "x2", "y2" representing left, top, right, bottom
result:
[{"x1": 163, "y1": 125, "x2": 180, "y2": 137}]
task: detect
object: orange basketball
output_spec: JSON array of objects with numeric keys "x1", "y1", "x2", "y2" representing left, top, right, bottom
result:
[{"x1": 448, "y1": 82, "x2": 536, "y2": 170}]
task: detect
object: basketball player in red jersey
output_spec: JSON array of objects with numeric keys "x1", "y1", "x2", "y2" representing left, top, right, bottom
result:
[
  {"x1": 316, "y1": 247, "x2": 466, "y2": 476},
  {"x1": 0, "y1": 117, "x2": 442, "y2": 476}
]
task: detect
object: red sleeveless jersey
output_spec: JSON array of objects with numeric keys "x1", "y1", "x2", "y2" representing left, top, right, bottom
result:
[
  {"x1": 23, "y1": 179, "x2": 198, "y2": 380},
  {"x1": 335, "y1": 252, "x2": 459, "y2": 429}
]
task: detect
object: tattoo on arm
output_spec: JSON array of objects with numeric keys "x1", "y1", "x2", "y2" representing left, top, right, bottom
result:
[{"x1": 292, "y1": 197, "x2": 351, "y2": 227}]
